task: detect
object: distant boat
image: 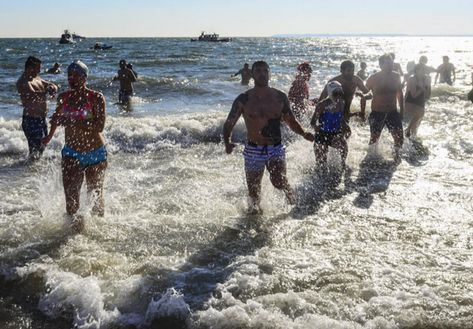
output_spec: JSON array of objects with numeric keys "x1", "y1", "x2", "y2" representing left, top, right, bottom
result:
[
  {"x1": 59, "y1": 30, "x2": 75, "y2": 44},
  {"x1": 191, "y1": 32, "x2": 231, "y2": 42},
  {"x1": 59, "y1": 30, "x2": 85, "y2": 44}
]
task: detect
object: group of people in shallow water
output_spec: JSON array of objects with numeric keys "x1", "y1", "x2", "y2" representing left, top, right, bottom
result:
[
  {"x1": 16, "y1": 57, "x2": 135, "y2": 231},
  {"x1": 14, "y1": 52, "x2": 463, "y2": 228},
  {"x1": 225, "y1": 54, "x2": 459, "y2": 214}
]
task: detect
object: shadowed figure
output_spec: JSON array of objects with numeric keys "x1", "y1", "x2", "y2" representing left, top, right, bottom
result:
[{"x1": 348, "y1": 152, "x2": 397, "y2": 209}]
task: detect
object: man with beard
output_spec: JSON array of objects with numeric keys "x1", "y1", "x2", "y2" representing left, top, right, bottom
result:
[{"x1": 223, "y1": 61, "x2": 314, "y2": 214}]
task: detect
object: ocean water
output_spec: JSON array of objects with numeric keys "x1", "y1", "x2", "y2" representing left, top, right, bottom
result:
[{"x1": 1, "y1": 36, "x2": 473, "y2": 329}]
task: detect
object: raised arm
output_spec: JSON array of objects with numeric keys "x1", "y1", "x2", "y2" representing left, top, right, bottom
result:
[{"x1": 223, "y1": 94, "x2": 245, "y2": 153}]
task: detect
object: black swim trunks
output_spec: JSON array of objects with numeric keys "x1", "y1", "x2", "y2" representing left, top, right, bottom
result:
[
  {"x1": 369, "y1": 111, "x2": 403, "y2": 136},
  {"x1": 22, "y1": 115, "x2": 47, "y2": 157},
  {"x1": 314, "y1": 131, "x2": 343, "y2": 146}
]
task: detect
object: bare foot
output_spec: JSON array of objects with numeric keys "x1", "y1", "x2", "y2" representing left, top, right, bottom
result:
[{"x1": 69, "y1": 214, "x2": 85, "y2": 233}]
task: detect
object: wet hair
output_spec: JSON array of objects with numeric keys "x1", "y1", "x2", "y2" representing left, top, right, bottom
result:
[
  {"x1": 340, "y1": 60, "x2": 355, "y2": 72},
  {"x1": 360, "y1": 62, "x2": 367, "y2": 69},
  {"x1": 119, "y1": 59, "x2": 127, "y2": 67},
  {"x1": 389, "y1": 52, "x2": 396, "y2": 60},
  {"x1": 251, "y1": 60, "x2": 269, "y2": 72},
  {"x1": 244, "y1": 63, "x2": 249, "y2": 67},
  {"x1": 419, "y1": 56, "x2": 428, "y2": 64},
  {"x1": 297, "y1": 62, "x2": 312, "y2": 74},
  {"x1": 25, "y1": 56, "x2": 41, "y2": 69},
  {"x1": 53, "y1": 62, "x2": 60, "y2": 67},
  {"x1": 378, "y1": 54, "x2": 393, "y2": 65}
]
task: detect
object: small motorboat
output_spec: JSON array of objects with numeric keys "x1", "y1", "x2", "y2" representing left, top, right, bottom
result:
[{"x1": 191, "y1": 32, "x2": 231, "y2": 42}]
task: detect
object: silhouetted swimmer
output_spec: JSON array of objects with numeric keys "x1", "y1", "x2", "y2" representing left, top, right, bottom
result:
[
  {"x1": 366, "y1": 54, "x2": 404, "y2": 163},
  {"x1": 113, "y1": 59, "x2": 137, "y2": 107},
  {"x1": 405, "y1": 64, "x2": 431, "y2": 138},
  {"x1": 45, "y1": 62, "x2": 61, "y2": 74},
  {"x1": 232, "y1": 63, "x2": 252, "y2": 85},
  {"x1": 435, "y1": 56, "x2": 456, "y2": 85}
]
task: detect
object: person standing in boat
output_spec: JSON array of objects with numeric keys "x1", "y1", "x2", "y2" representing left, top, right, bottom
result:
[{"x1": 16, "y1": 56, "x2": 58, "y2": 161}]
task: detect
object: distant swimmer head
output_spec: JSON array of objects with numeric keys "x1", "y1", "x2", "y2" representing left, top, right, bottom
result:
[
  {"x1": 67, "y1": 60, "x2": 88, "y2": 78},
  {"x1": 419, "y1": 56, "x2": 428, "y2": 65},
  {"x1": 326, "y1": 81, "x2": 344, "y2": 100},
  {"x1": 360, "y1": 62, "x2": 367, "y2": 69},
  {"x1": 119, "y1": 59, "x2": 127, "y2": 68}
]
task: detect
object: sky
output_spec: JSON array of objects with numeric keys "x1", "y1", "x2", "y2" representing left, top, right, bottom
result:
[{"x1": 1, "y1": 0, "x2": 472, "y2": 37}]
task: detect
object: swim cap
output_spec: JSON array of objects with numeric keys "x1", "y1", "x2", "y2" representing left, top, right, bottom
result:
[
  {"x1": 67, "y1": 60, "x2": 88, "y2": 78},
  {"x1": 326, "y1": 81, "x2": 343, "y2": 100}
]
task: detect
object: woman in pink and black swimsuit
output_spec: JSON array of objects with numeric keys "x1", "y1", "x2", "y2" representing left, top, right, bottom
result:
[{"x1": 43, "y1": 60, "x2": 107, "y2": 231}]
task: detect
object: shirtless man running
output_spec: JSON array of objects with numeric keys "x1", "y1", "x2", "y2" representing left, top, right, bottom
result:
[
  {"x1": 223, "y1": 61, "x2": 314, "y2": 213},
  {"x1": 366, "y1": 54, "x2": 404, "y2": 162},
  {"x1": 16, "y1": 56, "x2": 58, "y2": 161}
]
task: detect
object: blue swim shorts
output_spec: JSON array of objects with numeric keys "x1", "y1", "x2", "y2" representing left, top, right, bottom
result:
[{"x1": 243, "y1": 142, "x2": 285, "y2": 172}]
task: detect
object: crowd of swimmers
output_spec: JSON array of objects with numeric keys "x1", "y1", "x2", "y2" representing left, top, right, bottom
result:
[
  {"x1": 225, "y1": 54, "x2": 462, "y2": 214},
  {"x1": 16, "y1": 57, "x2": 135, "y2": 231},
  {"x1": 14, "y1": 52, "x2": 467, "y2": 229}
]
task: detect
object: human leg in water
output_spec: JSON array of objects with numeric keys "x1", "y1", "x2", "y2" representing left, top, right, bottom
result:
[
  {"x1": 85, "y1": 160, "x2": 107, "y2": 217},
  {"x1": 267, "y1": 157, "x2": 295, "y2": 205},
  {"x1": 245, "y1": 168, "x2": 264, "y2": 214}
]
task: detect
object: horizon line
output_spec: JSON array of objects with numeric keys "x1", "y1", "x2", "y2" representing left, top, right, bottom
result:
[{"x1": 1, "y1": 33, "x2": 473, "y2": 39}]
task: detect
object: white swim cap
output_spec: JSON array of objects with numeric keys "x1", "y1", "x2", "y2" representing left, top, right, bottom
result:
[
  {"x1": 326, "y1": 81, "x2": 343, "y2": 99},
  {"x1": 67, "y1": 60, "x2": 88, "y2": 78}
]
